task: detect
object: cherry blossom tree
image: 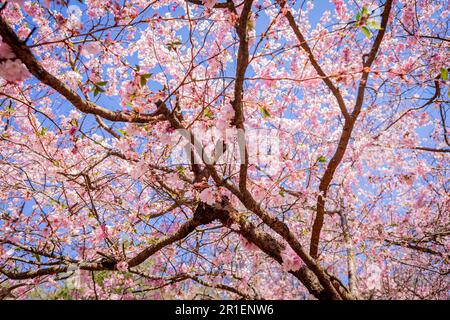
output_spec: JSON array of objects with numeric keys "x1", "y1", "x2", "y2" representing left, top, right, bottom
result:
[{"x1": 0, "y1": 0, "x2": 448, "y2": 300}]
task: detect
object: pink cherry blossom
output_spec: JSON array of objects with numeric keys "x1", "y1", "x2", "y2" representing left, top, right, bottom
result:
[
  {"x1": 239, "y1": 235, "x2": 258, "y2": 251},
  {"x1": 8, "y1": 0, "x2": 25, "y2": 6},
  {"x1": 116, "y1": 261, "x2": 129, "y2": 272},
  {"x1": 332, "y1": 0, "x2": 346, "y2": 20},
  {"x1": 0, "y1": 37, "x2": 15, "y2": 59},
  {"x1": 0, "y1": 59, "x2": 31, "y2": 83},
  {"x1": 0, "y1": 0, "x2": 447, "y2": 301},
  {"x1": 199, "y1": 188, "x2": 216, "y2": 205},
  {"x1": 280, "y1": 246, "x2": 302, "y2": 272},
  {"x1": 81, "y1": 42, "x2": 102, "y2": 57}
]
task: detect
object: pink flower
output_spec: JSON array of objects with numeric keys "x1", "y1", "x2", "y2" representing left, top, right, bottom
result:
[
  {"x1": 366, "y1": 263, "x2": 382, "y2": 290},
  {"x1": 332, "y1": 0, "x2": 345, "y2": 19},
  {"x1": 239, "y1": 235, "x2": 258, "y2": 251},
  {"x1": 221, "y1": 103, "x2": 235, "y2": 121},
  {"x1": 130, "y1": 159, "x2": 147, "y2": 179},
  {"x1": 280, "y1": 246, "x2": 302, "y2": 272},
  {"x1": 81, "y1": 42, "x2": 102, "y2": 56},
  {"x1": 260, "y1": 68, "x2": 275, "y2": 87},
  {"x1": 402, "y1": 5, "x2": 415, "y2": 30},
  {"x1": 0, "y1": 59, "x2": 31, "y2": 83},
  {"x1": 94, "y1": 225, "x2": 108, "y2": 240},
  {"x1": 69, "y1": 126, "x2": 77, "y2": 136},
  {"x1": 116, "y1": 261, "x2": 129, "y2": 272},
  {"x1": 43, "y1": 0, "x2": 52, "y2": 8},
  {"x1": 0, "y1": 38, "x2": 15, "y2": 59},
  {"x1": 199, "y1": 188, "x2": 215, "y2": 205},
  {"x1": 342, "y1": 46, "x2": 351, "y2": 63},
  {"x1": 215, "y1": 118, "x2": 229, "y2": 131},
  {"x1": 9, "y1": 0, "x2": 25, "y2": 6}
]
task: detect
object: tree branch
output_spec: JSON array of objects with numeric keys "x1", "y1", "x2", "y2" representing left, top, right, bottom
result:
[
  {"x1": 310, "y1": 0, "x2": 393, "y2": 259},
  {"x1": 0, "y1": 16, "x2": 165, "y2": 124},
  {"x1": 281, "y1": 1, "x2": 350, "y2": 121}
]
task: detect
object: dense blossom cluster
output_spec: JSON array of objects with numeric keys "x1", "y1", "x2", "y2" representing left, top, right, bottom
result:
[
  {"x1": 0, "y1": 36, "x2": 30, "y2": 83},
  {"x1": 281, "y1": 247, "x2": 302, "y2": 272},
  {"x1": 0, "y1": 0, "x2": 448, "y2": 300}
]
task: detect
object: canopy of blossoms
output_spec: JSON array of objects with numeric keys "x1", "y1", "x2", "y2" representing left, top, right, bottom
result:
[{"x1": 0, "y1": 0, "x2": 448, "y2": 300}]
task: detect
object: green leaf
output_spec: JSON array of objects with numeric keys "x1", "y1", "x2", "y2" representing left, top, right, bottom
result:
[
  {"x1": 367, "y1": 20, "x2": 382, "y2": 30},
  {"x1": 362, "y1": 6, "x2": 369, "y2": 16},
  {"x1": 33, "y1": 252, "x2": 41, "y2": 263},
  {"x1": 440, "y1": 67, "x2": 448, "y2": 80},
  {"x1": 4, "y1": 105, "x2": 15, "y2": 113},
  {"x1": 317, "y1": 155, "x2": 327, "y2": 163},
  {"x1": 361, "y1": 26, "x2": 371, "y2": 38},
  {"x1": 93, "y1": 86, "x2": 105, "y2": 97},
  {"x1": 355, "y1": 11, "x2": 361, "y2": 21},
  {"x1": 247, "y1": 18, "x2": 254, "y2": 31},
  {"x1": 139, "y1": 73, "x2": 152, "y2": 87},
  {"x1": 117, "y1": 129, "x2": 128, "y2": 136},
  {"x1": 39, "y1": 127, "x2": 47, "y2": 136},
  {"x1": 166, "y1": 40, "x2": 182, "y2": 51},
  {"x1": 260, "y1": 106, "x2": 271, "y2": 118},
  {"x1": 140, "y1": 76, "x2": 147, "y2": 87},
  {"x1": 203, "y1": 107, "x2": 214, "y2": 119},
  {"x1": 95, "y1": 81, "x2": 108, "y2": 86},
  {"x1": 176, "y1": 165, "x2": 186, "y2": 174}
]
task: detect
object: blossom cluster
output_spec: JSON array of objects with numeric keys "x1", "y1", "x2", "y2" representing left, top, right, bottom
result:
[
  {"x1": 280, "y1": 246, "x2": 303, "y2": 272},
  {"x1": 0, "y1": 36, "x2": 30, "y2": 83}
]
